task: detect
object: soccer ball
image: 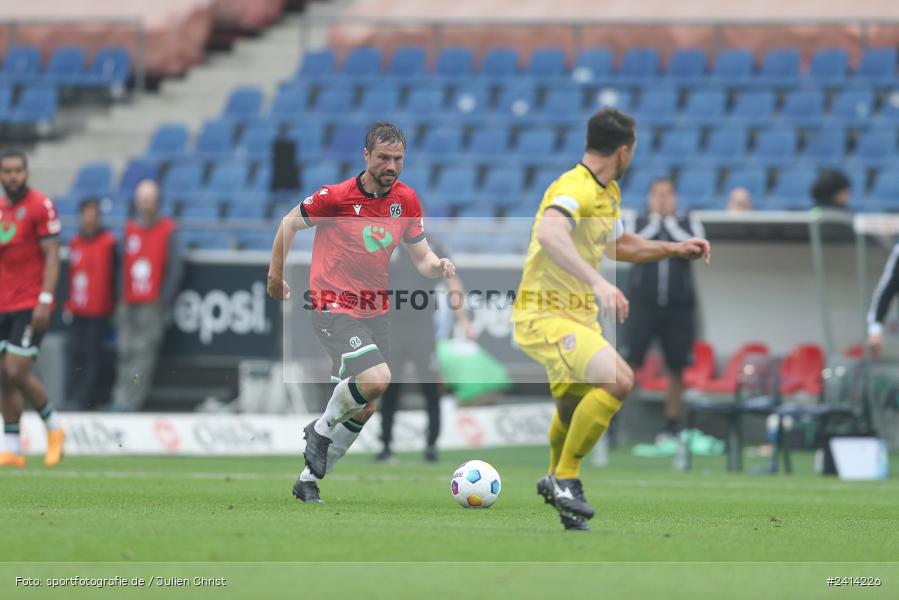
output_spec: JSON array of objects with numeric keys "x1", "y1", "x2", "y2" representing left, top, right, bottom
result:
[{"x1": 450, "y1": 460, "x2": 501, "y2": 508}]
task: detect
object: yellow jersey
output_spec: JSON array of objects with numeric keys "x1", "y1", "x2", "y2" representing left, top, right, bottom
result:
[{"x1": 512, "y1": 163, "x2": 623, "y2": 326}]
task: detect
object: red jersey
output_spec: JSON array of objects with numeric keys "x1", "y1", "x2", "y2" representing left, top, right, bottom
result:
[
  {"x1": 299, "y1": 173, "x2": 426, "y2": 318},
  {"x1": 0, "y1": 188, "x2": 61, "y2": 312}
]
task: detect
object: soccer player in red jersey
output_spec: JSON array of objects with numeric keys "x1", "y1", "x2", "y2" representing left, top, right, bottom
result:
[
  {"x1": 267, "y1": 122, "x2": 456, "y2": 503},
  {"x1": 0, "y1": 151, "x2": 65, "y2": 468}
]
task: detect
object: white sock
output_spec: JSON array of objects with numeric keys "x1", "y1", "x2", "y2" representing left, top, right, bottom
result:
[
  {"x1": 315, "y1": 378, "x2": 367, "y2": 436},
  {"x1": 39, "y1": 403, "x2": 61, "y2": 431},
  {"x1": 300, "y1": 419, "x2": 364, "y2": 481},
  {"x1": 4, "y1": 432, "x2": 21, "y2": 454}
]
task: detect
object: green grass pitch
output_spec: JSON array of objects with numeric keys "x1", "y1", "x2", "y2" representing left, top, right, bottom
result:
[{"x1": 1, "y1": 447, "x2": 897, "y2": 599}]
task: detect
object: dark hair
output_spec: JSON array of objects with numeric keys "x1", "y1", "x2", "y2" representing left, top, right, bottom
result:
[
  {"x1": 586, "y1": 108, "x2": 636, "y2": 156},
  {"x1": 365, "y1": 121, "x2": 406, "y2": 152},
  {"x1": 811, "y1": 169, "x2": 851, "y2": 207},
  {"x1": 78, "y1": 197, "x2": 101, "y2": 212},
  {"x1": 0, "y1": 150, "x2": 28, "y2": 169},
  {"x1": 650, "y1": 177, "x2": 675, "y2": 192}
]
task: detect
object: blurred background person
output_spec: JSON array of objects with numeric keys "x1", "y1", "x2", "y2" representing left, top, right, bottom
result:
[
  {"x1": 624, "y1": 178, "x2": 705, "y2": 439},
  {"x1": 811, "y1": 169, "x2": 851, "y2": 211},
  {"x1": 107, "y1": 180, "x2": 183, "y2": 412},
  {"x1": 726, "y1": 187, "x2": 754, "y2": 212},
  {"x1": 64, "y1": 198, "x2": 118, "y2": 410},
  {"x1": 867, "y1": 242, "x2": 899, "y2": 358},
  {"x1": 376, "y1": 240, "x2": 476, "y2": 464}
]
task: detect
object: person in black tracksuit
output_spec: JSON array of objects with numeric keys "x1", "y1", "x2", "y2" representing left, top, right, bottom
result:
[
  {"x1": 625, "y1": 178, "x2": 705, "y2": 436},
  {"x1": 867, "y1": 241, "x2": 899, "y2": 356},
  {"x1": 376, "y1": 239, "x2": 475, "y2": 463}
]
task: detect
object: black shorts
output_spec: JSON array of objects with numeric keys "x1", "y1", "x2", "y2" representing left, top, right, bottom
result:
[
  {"x1": 310, "y1": 310, "x2": 390, "y2": 382},
  {"x1": 0, "y1": 309, "x2": 44, "y2": 358},
  {"x1": 625, "y1": 304, "x2": 695, "y2": 372}
]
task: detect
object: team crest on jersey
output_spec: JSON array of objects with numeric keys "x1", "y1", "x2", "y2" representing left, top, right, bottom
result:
[
  {"x1": 389, "y1": 203, "x2": 402, "y2": 218},
  {"x1": 349, "y1": 336, "x2": 362, "y2": 350},
  {"x1": 562, "y1": 334, "x2": 577, "y2": 351}
]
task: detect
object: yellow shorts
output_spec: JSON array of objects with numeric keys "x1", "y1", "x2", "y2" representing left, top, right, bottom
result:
[{"x1": 513, "y1": 317, "x2": 609, "y2": 399}]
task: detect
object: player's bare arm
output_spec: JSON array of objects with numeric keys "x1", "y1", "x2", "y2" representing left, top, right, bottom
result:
[
  {"x1": 405, "y1": 239, "x2": 455, "y2": 279},
  {"x1": 32, "y1": 237, "x2": 60, "y2": 333},
  {"x1": 608, "y1": 231, "x2": 711, "y2": 265},
  {"x1": 537, "y1": 208, "x2": 629, "y2": 322},
  {"x1": 267, "y1": 205, "x2": 311, "y2": 301}
]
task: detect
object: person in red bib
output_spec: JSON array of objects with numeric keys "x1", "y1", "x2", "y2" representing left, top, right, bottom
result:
[
  {"x1": 64, "y1": 198, "x2": 118, "y2": 410},
  {"x1": 0, "y1": 151, "x2": 65, "y2": 468},
  {"x1": 268, "y1": 121, "x2": 456, "y2": 504},
  {"x1": 108, "y1": 179, "x2": 183, "y2": 411}
]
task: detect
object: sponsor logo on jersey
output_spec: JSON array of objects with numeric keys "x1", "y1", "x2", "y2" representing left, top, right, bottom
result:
[
  {"x1": 362, "y1": 225, "x2": 393, "y2": 252},
  {"x1": 0, "y1": 222, "x2": 16, "y2": 244}
]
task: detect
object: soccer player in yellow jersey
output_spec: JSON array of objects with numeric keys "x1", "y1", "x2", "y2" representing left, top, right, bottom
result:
[{"x1": 511, "y1": 109, "x2": 710, "y2": 531}]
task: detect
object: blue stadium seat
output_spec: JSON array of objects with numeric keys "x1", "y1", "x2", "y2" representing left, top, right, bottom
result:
[
  {"x1": 540, "y1": 89, "x2": 584, "y2": 125},
  {"x1": 343, "y1": 47, "x2": 382, "y2": 77},
  {"x1": 0, "y1": 46, "x2": 41, "y2": 84},
  {"x1": 479, "y1": 166, "x2": 526, "y2": 206},
  {"x1": 767, "y1": 167, "x2": 817, "y2": 210},
  {"x1": 528, "y1": 48, "x2": 567, "y2": 78},
  {"x1": 296, "y1": 49, "x2": 336, "y2": 80},
  {"x1": 591, "y1": 87, "x2": 634, "y2": 111},
  {"x1": 752, "y1": 129, "x2": 798, "y2": 166},
  {"x1": 181, "y1": 229, "x2": 230, "y2": 247},
  {"x1": 495, "y1": 82, "x2": 538, "y2": 121},
  {"x1": 810, "y1": 48, "x2": 849, "y2": 85},
  {"x1": 398, "y1": 166, "x2": 432, "y2": 193},
  {"x1": 206, "y1": 163, "x2": 250, "y2": 200},
  {"x1": 324, "y1": 123, "x2": 367, "y2": 160},
  {"x1": 481, "y1": 48, "x2": 520, "y2": 79},
  {"x1": 43, "y1": 46, "x2": 86, "y2": 86},
  {"x1": 237, "y1": 231, "x2": 275, "y2": 250},
  {"x1": 864, "y1": 171, "x2": 899, "y2": 212},
  {"x1": 83, "y1": 47, "x2": 131, "y2": 88},
  {"x1": 876, "y1": 90, "x2": 899, "y2": 124},
  {"x1": 676, "y1": 167, "x2": 717, "y2": 210},
  {"x1": 849, "y1": 130, "x2": 897, "y2": 166},
  {"x1": 179, "y1": 201, "x2": 222, "y2": 221},
  {"x1": 435, "y1": 47, "x2": 475, "y2": 78},
  {"x1": 828, "y1": 89, "x2": 874, "y2": 125},
  {"x1": 701, "y1": 127, "x2": 748, "y2": 167},
  {"x1": 654, "y1": 129, "x2": 701, "y2": 167},
  {"x1": 432, "y1": 165, "x2": 477, "y2": 206},
  {"x1": 516, "y1": 129, "x2": 559, "y2": 162},
  {"x1": 0, "y1": 87, "x2": 13, "y2": 121},
  {"x1": 781, "y1": 90, "x2": 825, "y2": 126},
  {"x1": 162, "y1": 163, "x2": 204, "y2": 201},
  {"x1": 288, "y1": 123, "x2": 326, "y2": 161},
  {"x1": 404, "y1": 88, "x2": 446, "y2": 119},
  {"x1": 729, "y1": 91, "x2": 775, "y2": 125},
  {"x1": 228, "y1": 200, "x2": 268, "y2": 220},
  {"x1": 387, "y1": 46, "x2": 426, "y2": 78},
  {"x1": 237, "y1": 124, "x2": 277, "y2": 163},
  {"x1": 616, "y1": 47, "x2": 660, "y2": 86},
  {"x1": 456, "y1": 203, "x2": 500, "y2": 219},
  {"x1": 312, "y1": 87, "x2": 356, "y2": 115},
  {"x1": 467, "y1": 128, "x2": 510, "y2": 161},
  {"x1": 270, "y1": 85, "x2": 312, "y2": 124},
  {"x1": 448, "y1": 83, "x2": 492, "y2": 122},
  {"x1": 420, "y1": 127, "x2": 464, "y2": 159},
  {"x1": 251, "y1": 166, "x2": 271, "y2": 194},
  {"x1": 711, "y1": 49, "x2": 755, "y2": 88},
  {"x1": 8, "y1": 86, "x2": 58, "y2": 126},
  {"x1": 222, "y1": 86, "x2": 263, "y2": 123},
  {"x1": 571, "y1": 48, "x2": 613, "y2": 84},
  {"x1": 800, "y1": 127, "x2": 846, "y2": 166},
  {"x1": 853, "y1": 49, "x2": 897, "y2": 87},
  {"x1": 621, "y1": 167, "x2": 670, "y2": 208},
  {"x1": 634, "y1": 90, "x2": 679, "y2": 126},
  {"x1": 724, "y1": 167, "x2": 767, "y2": 198},
  {"x1": 194, "y1": 120, "x2": 235, "y2": 161},
  {"x1": 117, "y1": 158, "x2": 160, "y2": 200},
  {"x1": 359, "y1": 88, "x2": 401, "y2": 117},
  {"x1": 665, "y1": 48, "x2": 707, "y2": 85},
  {"x1": 69, "y1": 162, "x2": 113, "y2": 201},
  {"x1": 680, "y1": 90, "x2": 726, "y2": 126},
  {"x1": 302, "y1": 161, "x2": 342, "y2": 189},
  {"x1": 757, "y1": 49, "x2": 800, "y2": 87}
]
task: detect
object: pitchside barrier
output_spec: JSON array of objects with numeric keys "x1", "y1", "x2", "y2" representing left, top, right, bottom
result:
[{"x1": 17, "y1": 402, "x2": 554, "y2": 456}]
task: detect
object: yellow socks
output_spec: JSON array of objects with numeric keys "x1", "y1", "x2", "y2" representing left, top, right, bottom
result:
[
  {"x1": 547, "y1": 409, "x2": 570, "y2": 475},
  {"x1": 555, "y1": 389, "x2": 622, "y2": 479}
]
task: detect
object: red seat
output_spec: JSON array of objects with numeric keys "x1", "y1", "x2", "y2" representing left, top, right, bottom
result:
[
  {"x1": 779, "y1": 343, "x2": 824, "y2": 396},
  {"x1": 683, "y1": 340, "x2": 715, "y2": 389},
  {"x1": 698, "y1": 342, "x2": 769, "y2": 394},
  {"x1": 843, "y1": 344, "x2": 865, "y2": 358},
  {"x1": 635, "y1": 352, "x2": 669, "y2": 391}
]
